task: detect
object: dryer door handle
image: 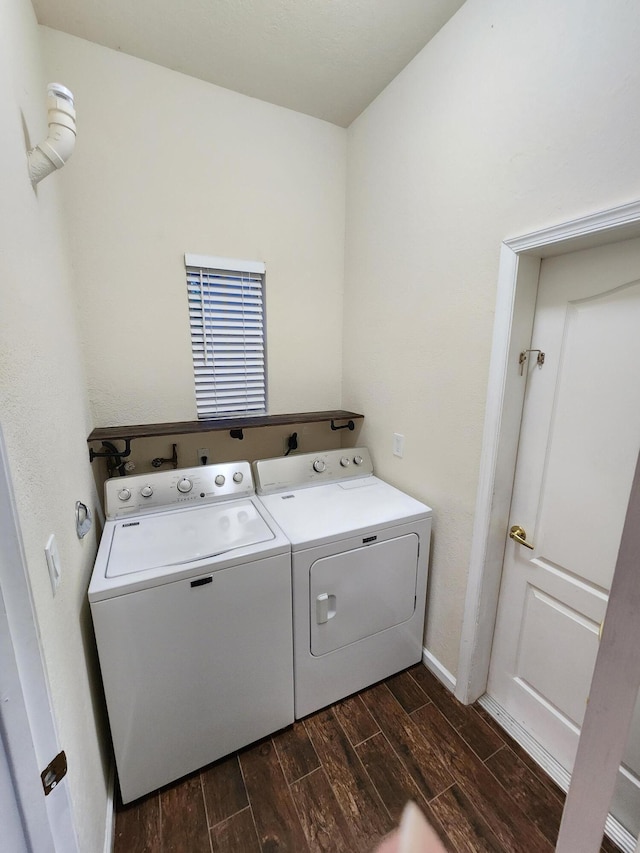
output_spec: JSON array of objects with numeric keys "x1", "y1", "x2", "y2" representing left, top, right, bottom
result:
[{"x1": 316, "y1": 593, "x2": 336, "y2": 624}]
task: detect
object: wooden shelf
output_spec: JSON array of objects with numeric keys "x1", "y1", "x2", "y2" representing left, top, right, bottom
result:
[{"x1": 87, "y1": 410, "x2": 364, "y2": 444}]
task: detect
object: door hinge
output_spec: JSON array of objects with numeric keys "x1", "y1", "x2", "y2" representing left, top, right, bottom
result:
[
  {"x1": 519, "y1": 349, "x2": 545, "y2": 376},
  {"x1": 41, "y1": 750, "x2": 67, "y2": 795}
]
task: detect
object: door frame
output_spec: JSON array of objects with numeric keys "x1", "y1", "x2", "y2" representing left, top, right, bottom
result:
[
  {"x1": 456, "y1": 198, "x2": 640, "y2": 705},
  {"x1": 0, "y1": 424, "x2": 79, "y2": 851}
]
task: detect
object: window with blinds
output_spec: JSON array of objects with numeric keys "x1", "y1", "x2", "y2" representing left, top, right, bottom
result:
[{"x1": 185, "y1": 254, "x2": 267, "y2": 418}]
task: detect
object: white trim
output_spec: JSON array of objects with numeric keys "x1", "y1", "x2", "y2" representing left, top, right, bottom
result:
[
  {"x1": 456, "y1": 199, "x2": 640, "y2": 705},
  {"x1": 455, "y1": 247, "x2": 539, "y2": 702},
  {"x1": 505, "y1": 199, "x2": 640, "y2": 255},
  {"x1": 421, "y1": 647, "x2": 456, "y2": 693},
  {"x1": 478, "y1": 694, "x2": 635, "y2": 853},
  {"x1": 184, "y1": 253, "x2": 266, "y2": 274},
  {"x1": 102, "y1": 763, "x2": 116, "y2": 853}
]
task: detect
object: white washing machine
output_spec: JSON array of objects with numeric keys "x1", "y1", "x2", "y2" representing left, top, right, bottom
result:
[
  {"x1": 88, "y1": 461, "x2": 293, "y2": 803},
  {"x1": 254, "y1": 447, "x2": 432, "y2": 719}
]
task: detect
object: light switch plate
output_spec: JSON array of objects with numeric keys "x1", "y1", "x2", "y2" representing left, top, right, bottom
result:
[{"x1": 393, "y1": 433, "x2": 404, "y2": 458}]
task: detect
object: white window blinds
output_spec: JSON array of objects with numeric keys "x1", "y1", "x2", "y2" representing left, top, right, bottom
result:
[{"x1": 185, "y1": 254, "x2": 267, "y2": 418}]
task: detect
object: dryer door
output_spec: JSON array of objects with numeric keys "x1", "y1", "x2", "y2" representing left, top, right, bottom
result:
[{"x1": 309, "y1": 534, "x2": 418, "y2": 656}]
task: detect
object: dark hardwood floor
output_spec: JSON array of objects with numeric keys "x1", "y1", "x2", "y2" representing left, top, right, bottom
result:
[{"x1": 114, "y1": 664, "x2": 622, "y2": 852}]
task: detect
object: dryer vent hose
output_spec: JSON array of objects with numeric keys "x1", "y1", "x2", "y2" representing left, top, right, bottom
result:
[{"x1": 27, "y1": 83, "x2": 76, "y2": 185}]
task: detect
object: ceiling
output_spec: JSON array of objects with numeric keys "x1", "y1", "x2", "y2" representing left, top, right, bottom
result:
[{"x1": 32, "y1": 0, "x2": 465, "y2": 127}]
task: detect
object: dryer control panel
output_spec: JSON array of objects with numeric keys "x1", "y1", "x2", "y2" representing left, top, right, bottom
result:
[
  {"x1": 105, "y1": 461, "x2": 254, "y2": 518},
  {"x1": 253, "y1": 448, "x2": 374, "y2": 494}
]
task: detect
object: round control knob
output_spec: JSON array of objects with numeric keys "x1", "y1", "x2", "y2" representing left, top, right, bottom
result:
[
  {"x1": 177, "y1": 477, "x2": 193, "y2": 493},
  {"x1": 118, "y1": 488, "x2": 131, "y2": 501},
  {"x1": 140, "y1": 485, "x2": 153, "y2": 498},
  {"x1": 313, "y1": 459, "x2": 326, "y2": 473},
  {"x1": 353, "y1": 455, "x2": 363, "y2": 465},
  {"x1": 215, "y1": 474, "x2": 226, "y2": 486},
  {"x1": 340, "y1": 457, "x2": 350, "y2": 467},
  {"x1": 233, "y1": 472, "x2": 244, "y2": 484}
]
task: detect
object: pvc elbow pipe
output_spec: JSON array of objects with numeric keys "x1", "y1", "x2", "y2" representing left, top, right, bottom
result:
[{"x1": 28, "y1": 83, "x2": 76, "y2": 185}]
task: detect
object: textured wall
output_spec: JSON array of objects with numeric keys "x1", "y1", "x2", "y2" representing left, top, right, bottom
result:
[
  {"x1": 33, "y1": 0, "x2": 465, "y2": 127},
  {"x1": 344, "y1": 0, "x2": 640, "y2": 675},
  {"x1": 41, "y1": 28, "x2": 347, "y2": 430},
  {"x1": 0, "y1": 1, "x2": 108, "y2": 850}
]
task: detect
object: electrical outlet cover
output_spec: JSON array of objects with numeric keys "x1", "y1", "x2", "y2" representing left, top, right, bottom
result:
[{"x1": 393, "y1": 433, "x2": 405, "y2": 458}]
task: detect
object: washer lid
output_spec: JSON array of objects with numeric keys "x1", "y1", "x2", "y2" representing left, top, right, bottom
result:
[{"x1": 106, "y1": 499, "x2": 275, "y2": 577}]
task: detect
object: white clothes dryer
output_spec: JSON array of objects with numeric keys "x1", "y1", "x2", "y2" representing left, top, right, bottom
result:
[
  {"x1": 88, "y1": 461, "x2": 293, "y2": 803},
  {"x1": 254, "y1": 448, "x2": 432, "y2": 719}
]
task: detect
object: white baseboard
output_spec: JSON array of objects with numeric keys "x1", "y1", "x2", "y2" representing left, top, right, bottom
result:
[
  {"x1": 103, "y1": 762, "x2": 115, "y2": 853},
  {"x1": 479, "y1": 694, "x2": 636, "y2": 853},
  {"x1": 421, "y1": 647, "x2": 457, "y2": 693}
]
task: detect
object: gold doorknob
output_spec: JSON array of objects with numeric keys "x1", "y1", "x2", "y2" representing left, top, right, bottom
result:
[{"x1": 509, "y1": 525, "x2": 534, "y2": 550}]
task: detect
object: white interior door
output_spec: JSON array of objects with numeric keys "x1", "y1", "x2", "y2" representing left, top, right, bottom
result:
[{"x1": 487, "y1": 236, "x2": 640, "y2": 835}]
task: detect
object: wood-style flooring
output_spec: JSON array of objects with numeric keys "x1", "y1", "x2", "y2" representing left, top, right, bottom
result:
[{"x1": 114, "y1": 664, "x2": 622, "y2": 852}]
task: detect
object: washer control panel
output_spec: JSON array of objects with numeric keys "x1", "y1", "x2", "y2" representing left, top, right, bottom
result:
[
  {"x1": 253, "y1": 447, "x2": 374, "y2": 494},
  {"x1": 105, "y1": 461, "x2": 253, "y2": 519}
]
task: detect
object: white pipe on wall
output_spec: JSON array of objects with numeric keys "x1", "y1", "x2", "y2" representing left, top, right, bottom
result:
[{"x1": 27, "y1": 83, "x2": 76, "y2": 185}]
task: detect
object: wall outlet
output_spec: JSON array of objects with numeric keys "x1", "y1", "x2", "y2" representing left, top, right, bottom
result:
[
  {"x1": 197, "y1": 448, "x2": 210, "y2": 465},
  {"x1": 44, "y1": 533, "x2": 61, "y2": 596},
  {"x1": 393, "y1": 433, "x2": 404, "y2": 458}
]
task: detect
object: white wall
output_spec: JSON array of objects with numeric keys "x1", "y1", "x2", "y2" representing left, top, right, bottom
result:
[
  {"x1": 0, "y1": 1, "x2": 108, "y2": 850},
  {"x1": 40, "y1": 28, "x2": 347, "y2": 429},
  {"x1": 344, "y1": 0, "x2": 640, "y2": 674}
]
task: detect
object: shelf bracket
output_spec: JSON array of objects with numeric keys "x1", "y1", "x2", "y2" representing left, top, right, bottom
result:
[
  {"x1": 330, "y1": 419, "x2": 355, "y2": 431},
  {"x1": 89, "y1": 439, "x2": 132, "y2": 463},
  {"x1": 151, "y1": 443, "x2": 178, "y2": 469}
]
